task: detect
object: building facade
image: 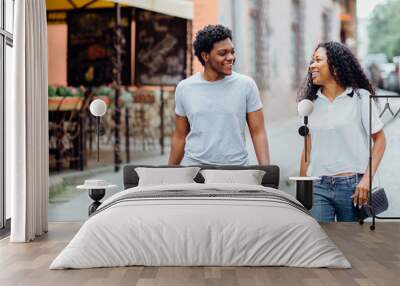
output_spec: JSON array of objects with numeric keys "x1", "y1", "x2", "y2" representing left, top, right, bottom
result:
[
  {"x1": 192, "y1": 0, "x2": 344, "y2": 121},
  {"x1": 339, "y1": 0, "x2": 357, "y2": 53}
]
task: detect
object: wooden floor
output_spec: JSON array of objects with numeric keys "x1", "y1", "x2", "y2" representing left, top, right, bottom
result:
[{"x1": 0, "y1": 222, "x2": 399, "y2": 286}]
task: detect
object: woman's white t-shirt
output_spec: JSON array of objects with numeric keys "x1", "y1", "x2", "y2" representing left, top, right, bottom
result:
[{"x1": 308, "y1": 87, "x2": 384, "y2": 177}]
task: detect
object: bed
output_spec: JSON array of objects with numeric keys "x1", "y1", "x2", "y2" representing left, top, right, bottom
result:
[{"x1": 50, "y1": 165, "x2": 350, "y2": 269}]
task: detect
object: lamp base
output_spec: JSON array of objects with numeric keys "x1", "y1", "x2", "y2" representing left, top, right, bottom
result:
[
  {"x1": 88, "y1": 188, "x2": 106, "y2": 215},
  {"x1": 289, "y1": 177, "x2": 319, "y2": 210},
  {"x1": 296, "y1": 180, "x2": 314, "y2": 210}
]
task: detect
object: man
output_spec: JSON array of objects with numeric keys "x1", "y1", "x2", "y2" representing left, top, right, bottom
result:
[{"x1": 168, "y1": 25, "x2": 270, "y2": 165}]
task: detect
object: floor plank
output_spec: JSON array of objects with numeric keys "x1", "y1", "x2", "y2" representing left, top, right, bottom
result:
[{"x1": 0, "y1": 222, "x2": 399, "y2": 286}]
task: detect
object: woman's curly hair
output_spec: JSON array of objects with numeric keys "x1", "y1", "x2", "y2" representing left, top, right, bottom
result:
[
  {"x1": 193, "y1": 25, "x2": 232, "y2": 66},
  {"x1": 298, "y1": 41, "x2": 375, "y2": 101}
]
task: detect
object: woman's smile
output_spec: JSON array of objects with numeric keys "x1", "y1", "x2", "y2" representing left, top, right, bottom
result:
[{"x1": 311, "y1": 71, "x2": 319, "y2": 79}]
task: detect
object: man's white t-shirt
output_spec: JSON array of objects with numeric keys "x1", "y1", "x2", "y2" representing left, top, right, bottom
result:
[{"x1": 175, "y1": 72, "x2": 263, "y2": 165}]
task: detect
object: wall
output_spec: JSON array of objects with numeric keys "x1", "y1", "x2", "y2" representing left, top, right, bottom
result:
[
  {"x1": 228, "y1": 0, "x2": 341, "y2": 122},
  {"x1": 192, "y1": 0, "x2": 220, "y2": 73},
  {"x1": 48, "y1": 24, "x2": 68, "y2": 86}
]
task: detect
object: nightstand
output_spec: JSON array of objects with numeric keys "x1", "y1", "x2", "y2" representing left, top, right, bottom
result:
[{"x1": 77, "y1": 179, "x2": 117, "y2": 215}]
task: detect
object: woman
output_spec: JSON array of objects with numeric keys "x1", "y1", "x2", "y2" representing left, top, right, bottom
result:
[{"x1": 299, "y1": 41, "x2": 386, "y2": 222}]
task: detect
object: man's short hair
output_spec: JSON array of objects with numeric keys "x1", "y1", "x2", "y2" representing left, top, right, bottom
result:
[{"x1": 193, "y1": 25, "x2": 233, "y2": 66}]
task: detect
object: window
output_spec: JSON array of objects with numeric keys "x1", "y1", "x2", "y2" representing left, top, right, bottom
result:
[
  {"x1": 5, "y1": 0, "x2": 13, "y2": 33},
  {"x1": 249, "y1": 0, "x2": 257, "y2": 78},
  {"x1": 1, "y1": 0, "x2": 14, "y2": 232},
  {"x1": 0, "y1": 30, "x2": 3, "y2": 232},
  {"x1": 291, "y1": 0, "x2": 304, "y2": 89},
  {"x1": 322, "y1": 10, "x2": 331, "y2": 42}
]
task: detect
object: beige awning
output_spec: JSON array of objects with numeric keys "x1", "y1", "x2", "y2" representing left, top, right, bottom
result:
[{"x1": 46, "y1": 0, "x2": 193, "y2": 19}]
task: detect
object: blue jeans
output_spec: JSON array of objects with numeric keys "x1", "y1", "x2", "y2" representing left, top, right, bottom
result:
[{"x1": 310, "y1": 174, "x2": 362, "y2": 222}]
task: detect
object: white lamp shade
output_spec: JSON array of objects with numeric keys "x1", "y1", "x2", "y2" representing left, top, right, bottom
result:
[
  {"x1": 297, "y1": 99, "x2": 314, "y2": 116},
  {"x1": 89, "y1": 99, "x2": 107, "y2": 117}
]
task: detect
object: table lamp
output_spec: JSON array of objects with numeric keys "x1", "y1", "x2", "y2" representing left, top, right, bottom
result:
[
  {"x1": 290, "y1": 99, "x2": 318, "y2": 210},
  {"x1": 297, "y1": 99, "x2": 314, "y2": 162},
  {"x1": 89, "y1": 99, "x2": 107, "y2": 161}
]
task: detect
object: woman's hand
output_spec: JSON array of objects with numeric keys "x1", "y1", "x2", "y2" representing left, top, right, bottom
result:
[
  {"x1": 352, "y1": 176, "x2": 370, "y2": 207},
  {"x1": 352, "y1": 130, "x2": 386, "y2": 207}
]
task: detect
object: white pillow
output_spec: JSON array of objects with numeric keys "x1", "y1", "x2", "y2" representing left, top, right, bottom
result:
[
  {"x1": 200, "y1": 169, "x2": 266, "y2": 185},
  {"x1": 135, "y1": 167, "x2": 201, "y2": 186}
]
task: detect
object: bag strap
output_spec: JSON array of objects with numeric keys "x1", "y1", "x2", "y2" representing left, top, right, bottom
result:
[{"x1": 354, "y1": 88, "x2": 384, "y2": 190}]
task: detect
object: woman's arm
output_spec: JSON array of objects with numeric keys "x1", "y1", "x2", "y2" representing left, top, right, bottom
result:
[
  {"x1": 168, "y1": 115, "x2": 190, "y2": 165},
  {"x1": 247, "y1": 110, "x2": 270, "y2": 165},
  {"x1": 300, "y1": 134, "x2": 311, "y2": 176},
  {"x1": 353, "y1": 129, "x2": 386, "y2": 206}
]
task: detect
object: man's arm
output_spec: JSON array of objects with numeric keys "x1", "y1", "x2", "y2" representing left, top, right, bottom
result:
[
  {"x1": 168, "y1": 115, "x2": 190, "y2": 165},
  {"x1": 247, "y1": 109, "x2": 270, "y2": 165}
]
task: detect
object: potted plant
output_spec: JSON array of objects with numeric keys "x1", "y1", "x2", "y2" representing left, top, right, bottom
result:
[
  {"x1": 93, "y1": 86, "x2": 113, "y2": 107},
  {"x1": 58, "y1": 86, "x2": 85, "y2": 111},
  {"x1": 48, "y1": 85, "x2": 64, "y2": 111},
  {"x1": 74, "y1": 86, "x2": 86, "y2": 110},
  {"x1": 133, "y1": 88, "x2": 155, "y2": 104},
  {"x1": 120, "y1": 88, "x2": 134, "y2": 108}
]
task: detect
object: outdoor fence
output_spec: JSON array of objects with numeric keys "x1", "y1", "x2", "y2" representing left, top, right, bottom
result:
[{"x1": 48, "y1": 85, "x2": 176, "y2": 172}]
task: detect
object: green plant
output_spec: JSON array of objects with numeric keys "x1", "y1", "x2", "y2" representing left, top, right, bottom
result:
[
  {"x1": 57, "y1": 86, "x2": 73, "y2": 97},
  {"x1": 48, "y1": 85, "x2": 57, "y2": 97},
  {"x1": 94, "y1": 85, "x2": 115, "y2": 98},
  {"x1": 121, "y1": 88, "x2": 133, "y2": 106},
  {"x1": 70, "y1": 86, "x2": 85, "y2": 98},
  {"x1": 55, "y1": 86, "x2": 86, "y2": 97}
]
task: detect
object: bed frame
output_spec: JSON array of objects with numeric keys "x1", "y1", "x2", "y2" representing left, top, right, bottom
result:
[{"x1": 123, "y1": 165, "x2": 280, "y2": 190}]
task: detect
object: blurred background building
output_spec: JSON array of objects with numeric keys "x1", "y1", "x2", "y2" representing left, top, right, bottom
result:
[
  {"x1": 47, "y1": 1, "x2": 358, "y2": 126},
  {"x1": 191, "y1": 0, "x2": 349, "y2": 121},
  {"x1": 340, "y1": 0, "x2": 357, "y2": 53},
  {"x1": 46, "y1": 0, "x2": 194, "y2": 172}
]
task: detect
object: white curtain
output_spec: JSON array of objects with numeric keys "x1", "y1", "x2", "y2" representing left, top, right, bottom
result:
[{"x1": 8, "y1": 0, "x2": 49, "y2": 242}]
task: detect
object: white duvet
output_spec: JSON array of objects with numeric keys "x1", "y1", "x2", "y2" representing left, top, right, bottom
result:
[{"x1": 50, "y1": 183, "x2": 351, "y2": 269}]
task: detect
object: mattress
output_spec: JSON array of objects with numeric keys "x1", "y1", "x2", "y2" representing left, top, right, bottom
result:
[{"x1": 50, "y1": 183, "x2": 351, "y2": 269}]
